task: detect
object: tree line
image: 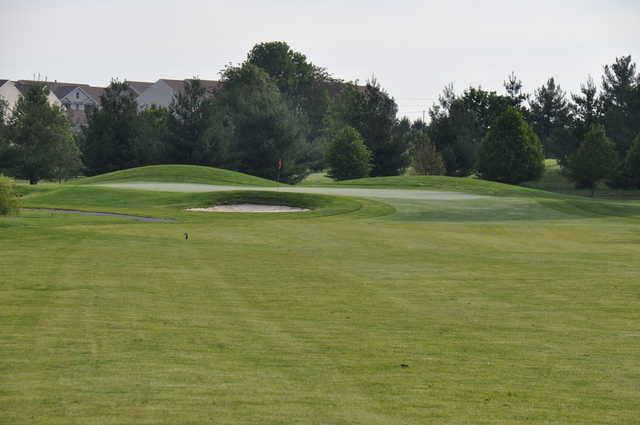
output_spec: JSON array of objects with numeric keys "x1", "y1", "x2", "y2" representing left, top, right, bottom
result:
[{"x1": 0, "y1": 43, "x2": 638, "y2": 192}]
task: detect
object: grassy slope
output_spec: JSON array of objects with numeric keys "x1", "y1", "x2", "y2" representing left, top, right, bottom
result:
[
  {"x1": 72, "y1": 164, "x2": 283, "y2": 187},
  {"x1": 303, "y1": 174, "x2": 559, "y2": 198},
  {"x1": 1, "y1": 171, "x2": 640, "y2": 424}
]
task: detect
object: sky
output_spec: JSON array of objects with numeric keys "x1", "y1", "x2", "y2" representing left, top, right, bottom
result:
[{"x1": 1, "y1": 0, "x2": 639, "y2": 119}]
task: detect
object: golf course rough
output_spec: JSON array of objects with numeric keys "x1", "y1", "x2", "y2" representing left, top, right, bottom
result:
[{"x1": 2, "y1": 165, "x2": 639, "y2": 425}]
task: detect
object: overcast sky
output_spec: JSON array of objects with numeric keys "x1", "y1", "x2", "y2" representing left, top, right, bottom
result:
[{"x1": 1, "y1": 0, "x2": 638, "y2": 119}]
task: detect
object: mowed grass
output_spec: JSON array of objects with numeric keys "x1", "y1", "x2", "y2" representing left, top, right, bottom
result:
[
  {"x1": 1, "y1": 166, "x2": 640, "y2": 424},
  {"x1": 71, "y1": 164, "x2": 283, "y2": 187}
]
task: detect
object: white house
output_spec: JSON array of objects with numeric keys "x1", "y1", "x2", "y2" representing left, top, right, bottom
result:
[
  {"x1": 14, "y1": 81, "x2": 63, "y2": 109},
  {"x1": 136, "y1": 78, "x2": 220, "y2": 110},
  {"x1": 0, "y1": 80, "x2": 22, "y2": 120},
  {"x1": 0, "y1": 80, "x2": 63, "y2": 119}
]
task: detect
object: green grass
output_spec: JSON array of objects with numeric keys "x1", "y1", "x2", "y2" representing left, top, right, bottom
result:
[
  {"x1": 305, "y1": 174, "x2": 562, "y2": 198},
  {"x1": 298, "y1": 171, "x2": 334, "y2": 186},
  {"x1": 71, "y1": 164, "x2": 283, "y2": 187},
  {"x1": 1, "y1": 166, "x2": 639, "y2": 424},
  {"x1": 523, "y1": 159, "x2": 640, "y2": 199}
]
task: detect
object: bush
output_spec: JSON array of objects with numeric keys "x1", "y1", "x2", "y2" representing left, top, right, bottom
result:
[
  {"x1": 411, "y1": 132, "x2": 446, "y2": 175},
  {"x1": 326, "y1": 127, "x2": 372, "y2": 180},
  {"x1": 477, "y1": 107, "x2": 544, "y2": 184},
  {"x1": 0, "y1": 174, "x2": 18, "y2": 216},
  {"x1": 566, "y1": 124, "x2": 618, "y2": 195}
]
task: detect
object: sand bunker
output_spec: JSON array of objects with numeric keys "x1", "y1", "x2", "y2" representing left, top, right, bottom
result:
[{"x1": 185, "y1": 204, "x2": 310, "y2": 213}]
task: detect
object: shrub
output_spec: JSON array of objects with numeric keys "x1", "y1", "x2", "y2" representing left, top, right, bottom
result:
[
  {"x1": 0, "y1": 174, "x2": 18, "y2": 216},
  {"x1": 326, "y1": 127, "x2": 372, "y2": 180},
  {"x1": 566, "y1": 124, "x2": 618, "y2": 195},
  {"x1": 411, "y1": 132, "x2": 446, "y2": 175},
  {"x1": 477, "y1": 107, "x2": 544, "y2": 183}
]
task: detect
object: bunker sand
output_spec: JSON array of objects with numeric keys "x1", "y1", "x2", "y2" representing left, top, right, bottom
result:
[{"x1": 185, "y1": 204, "x2": 310, "y2": 213}]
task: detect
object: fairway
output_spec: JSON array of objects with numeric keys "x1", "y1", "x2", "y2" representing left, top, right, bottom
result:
[{"x1": 2, "y1": 166, "x2": 640, "y2": 424}]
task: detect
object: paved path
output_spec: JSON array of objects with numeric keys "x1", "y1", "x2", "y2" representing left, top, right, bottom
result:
[{"x1": 21, "y1": 207, "x2": 174, "y2": 222}]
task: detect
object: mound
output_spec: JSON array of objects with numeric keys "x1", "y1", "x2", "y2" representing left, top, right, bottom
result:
[
  {"x1": 71, "y1": 165, "x2": 282, "y2": 187},
  {"x1": 310, "y1": 175, "x2": 559, "y2": 198}
]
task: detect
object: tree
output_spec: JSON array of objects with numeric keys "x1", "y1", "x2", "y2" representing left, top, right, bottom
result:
[
  {"x1": 247, "y1": 41, "x2": 334, "y2": 141},
  {"x1": 477, "y1": 107, "x2": 544, "y2": 184},
  {"x1": 428, "y1": 85, "x2": 511, "y2": 176},
  {"x1": 5, "y1": 83, "x2": 81, "y2": 184},
  {"x1": 135, "y1": 106, "x2": 170, "y2": 165},
  {"x1": 325, "y1": 126, "x2": 371, "y2": 180},
  {"x1": 82, "y1": 80, "x2": 141, "y2": 174},
  {"x1": 0, "y1": 97, "x2": 10, "y2": 172},
  {"x1": 330, "y1": 79, "x2": 408, "y2": 176},
  {"x1": 166, "y1": 78, "x2": 225, "y2": 165},
  {"x1": 565, "y1": 124, "x2": 618, "y2": 196},
  {"x1": 0, "y1": 174, "x2": 18, "y2": 216},
  {"x1": 600, "y1": 55, "x2": 640, "y2": 156},
  {"x1": 622, "y1": 134, "x2": 640, "y2": 188},
  {"x1": 571, "y1": 77, "x2": 601, "y2": 137},
  {"x1": 217, "y1": 63, "x2": 307, "y2": 182},
  {"x1": 407, "y1": 130, "x2": 445, "y2": 175},
  {"x1": 504, "y1": 72, "x2": 528, "y2": 108},
  {"x1": 529, "y1": 77, "x2": 571, "y2": 158}
]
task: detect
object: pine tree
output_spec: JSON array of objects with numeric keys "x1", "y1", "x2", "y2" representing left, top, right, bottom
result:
[
  {"x1": 325, "y1": 126, "x2": 372, "y2": 180},
  {"x1": 477, "y1": 107, "x2": 544, "y2": 184},
  {"x1": 6, "y1": 83, "x2": 81, "y2": 184},
  {"x1": 529, "y1": 77, "x2": 571, "y2": 158},
  {"x1": 566, "y1": 124, "x2": 618, "y2": 196}
]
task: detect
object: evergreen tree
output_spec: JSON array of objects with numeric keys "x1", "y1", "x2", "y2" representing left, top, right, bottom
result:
[
  {"x1": 166, "y1": 79, "x2": 224, "y2": 165},
  {"x1": 504, "y1": 72, "x2": 528, "y2": 108},
  {"x1": 571, "y1": 76, "x2": 601, "y2": 137},
  {"x1": 428, "y1": 85, "x2": 511, "y2": 176},
  {"x1": 135, "y1": 106, "x2": 171, "y2": 165},
  {"x1": 529, "y1": 77, "x2": 571, "y2": 158},
  {"x1": 325, "y1": 126, "x2": 371, "y2": 180},
  {"x1": 622, "y1": 134, "x2": 640, "y2": 188},
  {"x1": 217, "y1": 63, "x2": 307, "y2": 182},
  {"x1": 600, "y1": 55, "x2": 640, "y2": 156},
  {"x1": 329, "y1": 78, "x2": 408, "y2": 176},
  {"x1": 565, "y1": 124, "x2": 618, "y2": 195},
  {"x1": 5, "y1": 83, "x2": 81, "y2": 184},
  {"x1": 409, "y1": 130, "x2": 445, "y2": 175},
  {"x1": 477, "y1": 107, "x2": 544, "y2": 184},
  {"x1": 82, "y1": 80, "x2": 140, "y2": 174}
]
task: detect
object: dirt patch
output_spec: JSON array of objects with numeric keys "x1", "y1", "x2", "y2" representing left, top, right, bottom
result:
[{"x1": 185, "y1": 204, "x2": 310, "y2": 213}]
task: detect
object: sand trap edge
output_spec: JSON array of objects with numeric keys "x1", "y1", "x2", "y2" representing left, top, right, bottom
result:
[{"x1": 185, "y1": 203, "x2": 311, "y2": 213}]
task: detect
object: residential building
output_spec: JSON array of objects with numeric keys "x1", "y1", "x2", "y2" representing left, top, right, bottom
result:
[
  {"x1": 0, "y1": 80, "x2": 63, "y2": 119},
  {"x1": 136, "y1": 78, "x2": 220, "y2": 110}
]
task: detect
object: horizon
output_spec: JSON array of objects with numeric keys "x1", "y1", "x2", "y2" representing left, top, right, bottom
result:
[{"x1": 1, "y1": 0, "x2": 639, "y2": 119}]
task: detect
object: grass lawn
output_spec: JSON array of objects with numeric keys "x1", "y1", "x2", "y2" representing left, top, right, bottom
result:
[{"x1": 1, "y1": 165, "x2": 639, "y2": 424}]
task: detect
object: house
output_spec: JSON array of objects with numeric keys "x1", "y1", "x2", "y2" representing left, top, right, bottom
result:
[
  {"x1": 0, "y1": 80, "x2": 22, "y2": 120},
  {"x1": 57, "y1": 85, "x2": 105, "y2": 127},
  {"x1": 126, "y1": 81, "x2": 153, "y2": 97},
  {"x1": 136, "y1": 78, "x2": 221, "y2": 110},
  {"x1": 14, "y1": 81, "x2": 64, "y2": 109},
  {"x1": 0, "y1": 80, "x2": 63, "y2": 118}
]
